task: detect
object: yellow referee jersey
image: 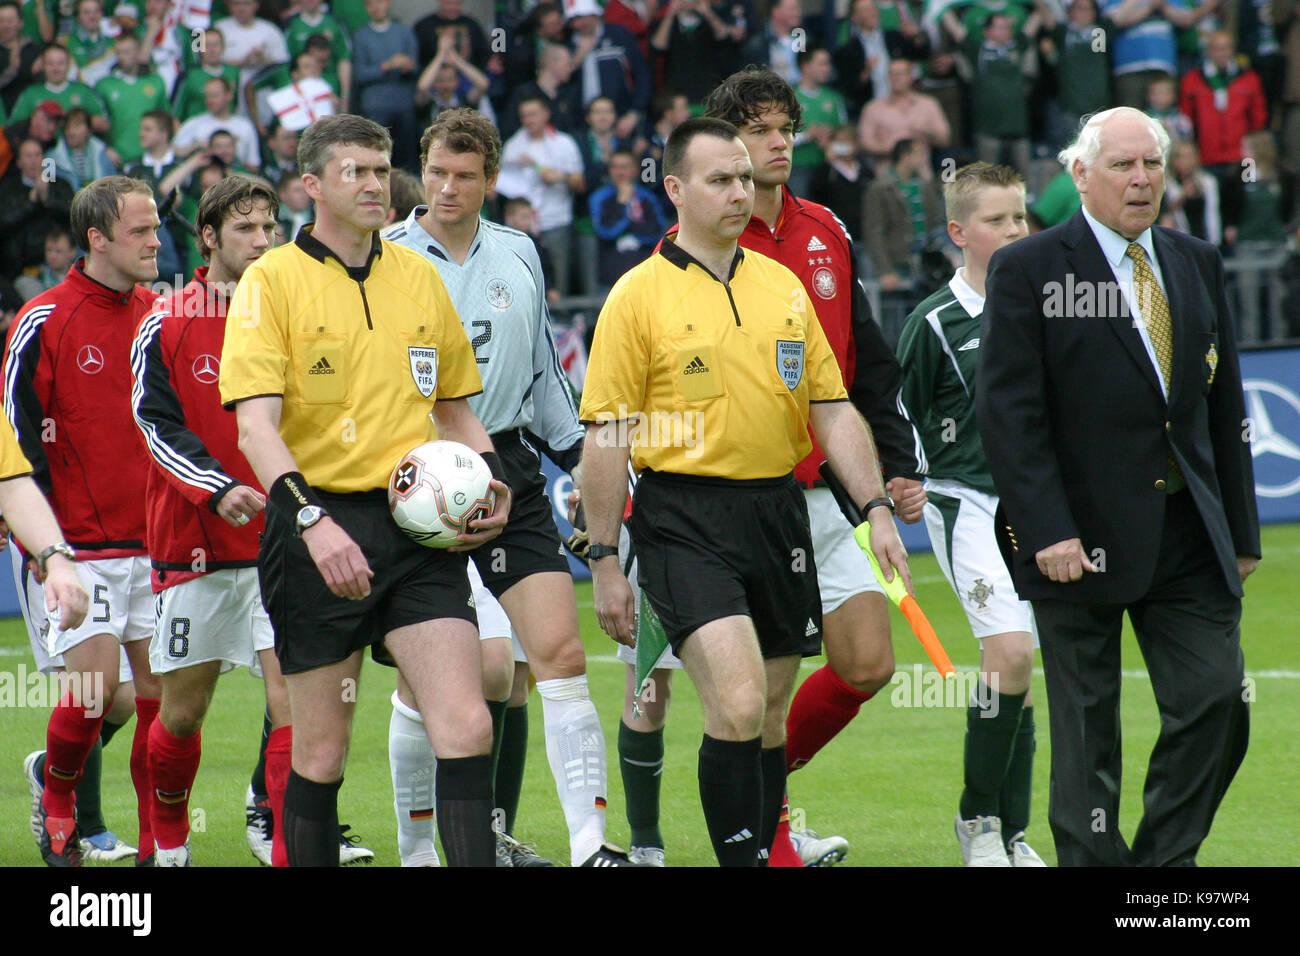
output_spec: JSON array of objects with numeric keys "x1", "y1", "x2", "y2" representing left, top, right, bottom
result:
[
  {"x1": 579, "y1": 240, "x2": 847, "y2": 479},
  {"x1": 220, "y1": 228, "x2": 483, "y2": 493},
  {"x1": 0, "y1": 415, "x2": 33, "y2": 482}
]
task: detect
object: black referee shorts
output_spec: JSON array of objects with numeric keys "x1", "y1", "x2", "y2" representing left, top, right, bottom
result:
[
  {"x1": 259, "y1": 489, "x2": 476, "y2": 675},
  {"x1": 468, "y1": 429, "x2": 570, "y2": 597},
  {"x1": 629, "y1": 470, "x2": 823, "y2": 660}
]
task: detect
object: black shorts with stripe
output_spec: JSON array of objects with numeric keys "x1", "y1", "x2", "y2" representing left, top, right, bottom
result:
[
  {"x1": 468, "y1": 429, "x2": 571, "y2": 597},
  {"x1": 259, "y1": 489, "x2": 476, "y2": 675},
  {"x1": 629, "y1": 470, "x2": 823, "y2": 659}
]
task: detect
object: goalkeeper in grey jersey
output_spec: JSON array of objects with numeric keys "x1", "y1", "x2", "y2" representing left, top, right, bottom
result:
[{"x1": 381, "y1": 108, "x2": 641, "y2": 867}]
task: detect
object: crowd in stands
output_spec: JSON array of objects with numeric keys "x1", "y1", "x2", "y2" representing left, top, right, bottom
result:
[{"x1": 1, "y1": 0, "x2": 1298, "y2": 340}]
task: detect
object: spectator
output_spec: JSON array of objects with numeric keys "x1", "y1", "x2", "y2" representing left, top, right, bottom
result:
[
  {"x1": 1160, "y1": 138, "x2": 1221, "y2": 245},
  {"x1": 172, "y1": 29, "x2": 241, "y2": 122},
  {"x1": 416, "y1": 25, "x2": 494, "y2": 125},
  {"x1": 501, "y1": 2, "x2": 567, "y2": 98},
  {"x1": 856, "y1": 57, "x2": 950, "y2": 169},
  {"x1": 123, "y1": 105, "x2": 185, "y2": 277},
  {"x1": 138, "y1": 0, "x2": 186, "y2": 95},
  {"x1": 946, "y1": 9, "x2": 1041, "y2": 178},
  {"x1": 1098, "y1": 0, "x2": 1218, "y2": 108},
  {"x1": 387, "y1": 166, "x2": 422, "y2": 225},
  {"x1": 174, "y1": 76, "x2": 261, "y2": 170},
  {"x1": 352, "y1": 0, "x2": 419, "y2": 171},
  {"x1": 0, "y1": 97, "x2": 62, "y2": 181},
  {"x1": 1239, "y1": 0, "x2": 1284, "y2": 107},
  {"x1": 504, "y1": 42, "x2": 584, "y2": 139},
  {"x1": 651, "y1": 0, "x2": 735, "y2": 105},
  {"x1": 589, "y1": 146, "x2": 666, "y2": 293},
  {"x1": 62, "y1": 0, "x2": 115, "y2": 87},
  {"x1": 808, "y1": 123, "x2": 872, "y2": 240},
  {"x1": 502, "y1": 194, "x2": 561, "y2": 303},
  {"x1": 1031, "y1": 163, "x2": 1082, "y2": 227},
  {"x1": 833, "y1": 0, "x2": 931, "y2": 117},
  {"x1": 216, "y1": 0, "x2": 290, "y2": 96},
  {"x1": 576, "y1": 94, "x2": 625, "y2": 294},
  {"x1": 282, "y1": 0, "x2": 351, "y2": 111},
  {"x1": 1036, "y1": 0, "x2": 1113, "y2": 150},
  {"x1": 1230, "y1": 130, "x2": 1287, "y2": 246},
  {"x1": 1144, "y1": 73, "x2": 1193, "y2": 141},
  {"x1": 206, "y1": 127, "x2": 259, "y2": 177},
  {"x1": 261, "y1": 119, "x2": 297, "y2": 184},
  {"x1": 742, "y1": 0, "x2": 802, "y2": 85},
  {"x1": 276, "y1": 168, "x2": 312, "y2": 239},
  {"x1": 0, "y1": 136, "x2": 74, "y2": 277},
  {"x1": 1280, "y1": 1, "x2": 1300, "y2": 180},
  {"x1": 641, "y1": 87, "x2": 689, "y2": 221},
  {"x1": 17, "y1": 0, "x2": 55, "y2": 45},
  {"x1": 567, "y1": 0, "x2": 651, "y2": 141},
  {"x1": 13, "y1": 223, "x2": 74, "y2": 301},
  {"x1": 792, "y1": 47, "x2": 847, "y2": 198},
  {"x1": 47, "y1": 105, "x2": 115, "y2": 188},
  {"x1": 0, "y1": 1, "x2": 42, "y2": 114},
  {"x1": 95, "y1": 32, "x2": 168, "y2": 166},
  {"x1": 11, "y1": 43, "x2": 108, "y2": 134},
  {"x1": 415, "y1": 0, "x2": 490, "y2": 73},
  {"x1": 861, "y1": 137, "x2": 943, "y2": 291},
  {"x1": 250, "y1": 48, "x2": 340, "y2": 139},
  {"x1": 1179, "y1": 31, "x2": 1268, "y2": 171},
  {"x1": 497, "y1": 95, "x2": 584, "y2": 295},
  {"x1": 604, "y1": 0, "x2": 658, "y2": 61}
]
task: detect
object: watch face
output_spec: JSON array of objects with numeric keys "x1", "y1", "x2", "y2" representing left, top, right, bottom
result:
[{"x1": 297, "y1": 506, "x2": 323, "y2": 529}]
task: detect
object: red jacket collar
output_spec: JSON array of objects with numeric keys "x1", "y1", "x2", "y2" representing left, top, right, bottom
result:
[{"x1": 70, "y1": 259, "x2": 144, "y2": 306}]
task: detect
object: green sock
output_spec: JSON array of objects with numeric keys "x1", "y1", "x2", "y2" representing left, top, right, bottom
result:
[
  {"x1": 999, "y1": 705, "x2": 1036, "y2": 845},
  {"x1": 494, "y1": 703, "x2": 528, "y2": 835},
  {"x1": 958, "y1": 685, "x2": 1027, "y2": 821},
  {"x1": 618, "y1": 721, "x2": 664, "y2": 850},
  {"x1": 72, "y1": 738, "x2": 107, "y2": 837},
  {"x1": 487, "y1": 698, "x2": 509, "y2": 776}
]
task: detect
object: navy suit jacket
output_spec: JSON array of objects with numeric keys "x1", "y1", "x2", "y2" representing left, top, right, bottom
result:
[{"x1": 976, "y1": 210, "x2": 1261, "y2": 604}]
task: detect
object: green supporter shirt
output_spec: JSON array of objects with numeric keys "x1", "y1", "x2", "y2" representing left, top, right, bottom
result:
[
  {"x1": 330, "y1": 0, "x2": 371, "y2": 34},
  {"x1": 965, "y1": 33, "x2": 1029, "y2": 139},
  {"x1": 960, "y1": 0, "x2": 1031, "y2": 36},
  {"x1": 96, "y1": 72, "x2": 170, "y2": 163},
  {"x1": 10, "y1": 80, "x2": 105, "y2": 121},
  {"x1": 21, "y1": 0, "x2": 59, "y2": 43},
  {"x1": 793, "y1": 83, "x2": 847, "y2": 169},
  {"x1": 896, "y1": 270, "x2": 996, "y2": 495},
  {"x1": 284, "y1": 11, "x2": 351, "y2": 63},
  {"x1": 1052, "y1": 21, "x2": 1112, "y2": 117},
  {"x1": 63, "y1": 26, "x2": 111, "y2": 71},
  {"x1": 173, "y1": 64, "x2": 243, "y2": 121},
  {"x1": 1032, "y1": 169, "x2": 1080, "y2": 227}
]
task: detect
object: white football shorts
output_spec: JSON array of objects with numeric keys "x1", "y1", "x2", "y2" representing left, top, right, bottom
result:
[
  {"x1": 149, "y1": 567, "x2": 274, "y2": 676},
  {"x1": 48, "y1": 555, "x2": 153, "y2": 661},
  {"x1": 805, "y1": 486, "x2": 885, "y2": 612},
  {"x1": 922, "y1": 479, "x2": 1036, "y2": 641}
]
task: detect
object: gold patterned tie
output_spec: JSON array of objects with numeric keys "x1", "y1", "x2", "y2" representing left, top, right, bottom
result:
[{"x1": 1127, "y1": 242, "x2": 1183, "y2": 492}]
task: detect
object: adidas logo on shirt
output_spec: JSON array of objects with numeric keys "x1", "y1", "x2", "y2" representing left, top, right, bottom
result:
[
  {"x1": 806, "y1": 235, "x2": 827, "y2": 252},
  {"x1": 683, "y1": 355, "x2": 709, "y2": 375},
  {"x1": 308, "y1": 357, "x2": 335, "y2": 374}
]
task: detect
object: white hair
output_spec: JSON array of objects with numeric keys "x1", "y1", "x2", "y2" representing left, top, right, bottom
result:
[{"x1": 1057, "y1": 107, "x2": 1171, "y2": 172}]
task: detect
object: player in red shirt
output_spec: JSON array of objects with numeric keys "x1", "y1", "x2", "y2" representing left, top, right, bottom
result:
[
  {"x1": 130, "y1": 176, "x2": 291, "y2": 867},
  {"x1": 4, "y1": 176, "x2": 165, "y2": 866},
  {"x1": 615, "y1": 68, "x2": 927, "y2": 867}
]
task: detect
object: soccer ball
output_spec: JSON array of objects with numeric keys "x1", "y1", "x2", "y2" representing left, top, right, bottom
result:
[{"x1": 388, "y1": 440, "x2": 496, "y2": 548}]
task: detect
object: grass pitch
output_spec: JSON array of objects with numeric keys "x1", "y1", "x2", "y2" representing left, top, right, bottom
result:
[{"x1": 2, "y1": 524, "x2": 1297, "y2": 867}]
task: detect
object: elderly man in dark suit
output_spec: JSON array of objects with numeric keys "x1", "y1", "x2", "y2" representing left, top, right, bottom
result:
[{"x1": 976, "y1": 107, "x2": 1261, "y2": 867}]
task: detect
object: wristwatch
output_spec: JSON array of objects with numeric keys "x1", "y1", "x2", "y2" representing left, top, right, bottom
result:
[
  {"x1": 37, "y1": 542, "x2": 76, "y2": 576},
  {"x1": 586, "y1": 544, "x2": 620, "y2": 562},
  {"x1": 295, "y1": 505, "x2": 326, "y2": 535},
  {"x1": 863, "y1": 496, "x2": 895, "y2": 517}
]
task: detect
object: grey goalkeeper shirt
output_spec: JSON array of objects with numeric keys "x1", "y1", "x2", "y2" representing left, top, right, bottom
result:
[{"x1": 383, "y1": 208, "x2": 583, "y2": 459}]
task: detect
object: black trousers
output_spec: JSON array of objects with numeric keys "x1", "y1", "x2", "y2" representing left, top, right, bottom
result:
[{"x1": 1031, "y1": 491, "x2": 1249, "y2": 866}]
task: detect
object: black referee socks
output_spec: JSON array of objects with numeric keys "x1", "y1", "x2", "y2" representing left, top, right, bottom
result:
[
  {"x1": 619, "y1": 722, "x2": 665, "y2": 850},
  {"x1": 283, "y1": 771, "x2": 341, "y2": 867},
  {"x1": 698, "y1": 734, "x2": 762, "y2": 867},
  {"x1": 436, "y1": 754, "x2": 496, "y2": 867},
  {"x1": 758, "y1": 745, "x2": 788, "y2": 866}
]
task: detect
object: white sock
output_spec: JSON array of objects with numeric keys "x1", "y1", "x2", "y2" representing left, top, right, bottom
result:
[
  {"x1": 389, "y1": 691, "x2": 439, "y2": 866},
  {"x1": 537, "y1": 675, "x2": 607, "y2": 865}
]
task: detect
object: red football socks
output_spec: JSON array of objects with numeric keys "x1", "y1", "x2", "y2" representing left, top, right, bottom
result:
[
  {"x1": 785, "y1": 664, "x2": 872, "y2": 773},
  {"x1": 768, "y1": 797, "x2": 804, "y2": 868},
  {"x1": 148, "y1": 720, "x2": 201, "y2": 850},
  {"x1": 43, "y1": 690, "x2": 105, "y2": 818},
  {"x1": 132, "y1": 697, "x2": 160, "y2": 858},
  {"x1": 265, "y1": 725, "x2": 292, "y2": 867}
]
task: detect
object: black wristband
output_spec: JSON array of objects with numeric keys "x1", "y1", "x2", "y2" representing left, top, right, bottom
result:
[
  {"x1": 270, "y1": 472, "x2": 322, "y2": 514},
  {"x1": 480, "y1": 451, "x2": 507, "y2": 484},
  {"x1": 864, "y1": 495, "x2": 895, "y2": 517}
]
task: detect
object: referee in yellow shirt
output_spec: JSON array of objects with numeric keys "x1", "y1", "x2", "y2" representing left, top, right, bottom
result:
[
  {"x1": 0, "y1": 418, "x2": 88, "y2": 633},
  {"x1": 220, "y1": 115, "x2": 510, "y2": 867},
  {"x1": 579, "y1": 116, "x2": 912, "y2": 866}
]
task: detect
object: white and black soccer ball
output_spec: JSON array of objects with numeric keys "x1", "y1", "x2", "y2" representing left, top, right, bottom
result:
[{"x1": 388, "y1": 440, "x2": 496, "y2": 549}]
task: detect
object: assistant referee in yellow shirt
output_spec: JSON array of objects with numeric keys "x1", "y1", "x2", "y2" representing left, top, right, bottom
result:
[
  {"x1": 578, "y1": 116, "x2": 912, "y2": 867},
  {"x1": 220, "y1": 115, "x2": 511, "y2": 867}
]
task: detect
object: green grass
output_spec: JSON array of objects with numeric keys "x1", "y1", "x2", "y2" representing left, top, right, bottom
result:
[{"x1": 3, "y1": 524, "x2": 1298, "y2": 867}]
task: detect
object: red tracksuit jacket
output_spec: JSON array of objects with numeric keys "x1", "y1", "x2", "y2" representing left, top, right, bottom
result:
[
  {"x1": 130, "y1": 268, "x2": 264, "y2": 592},
  {"x1": 3, "y1": 261, "x2": 157, "y2": 556}
]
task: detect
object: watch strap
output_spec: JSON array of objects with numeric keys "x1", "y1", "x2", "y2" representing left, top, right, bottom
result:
[
  {"x1": 864, "y1": 496, "x2": 895, "y2": 516},
  {"x1": 586, "y1": 543, "x2": 620, "y2": 561}
]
